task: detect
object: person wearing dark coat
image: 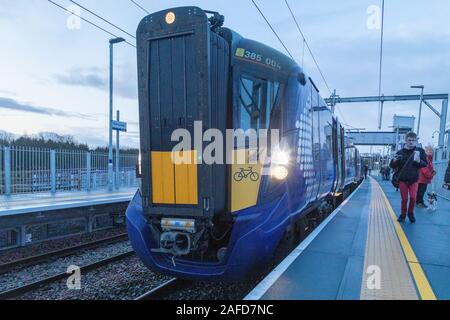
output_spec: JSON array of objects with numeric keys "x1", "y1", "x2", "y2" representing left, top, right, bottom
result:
[
  {"x1": 390, "y1": 132, "x2": 427, "y2": 223},
  {"x1": 385, "y1": 166, "x2": 391, "y2": 180},
  {"x1": 364, "y1": 164, "x2": 369, "y2": 179},
  {"x1": 445, "y1": 160, "x2": 450, "y2": 189}
]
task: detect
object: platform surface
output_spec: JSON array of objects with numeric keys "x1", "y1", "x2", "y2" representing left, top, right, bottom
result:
[
  {"x1": 0, "y1": 188, "x2": 136, "y2": 217},
  {"x1": 246, "y1": 177, "x2": 450, "y2": 300}
]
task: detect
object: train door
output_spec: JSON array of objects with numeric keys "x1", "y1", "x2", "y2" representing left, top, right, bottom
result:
[
  {"x1": 319, "y1": 108, "x2": 334, "y2": 198},
  {"x1": 311, "y1": 84, "x2": 321, "y2": 201},
  {"x1": 339, "y1": 125, "x2": 346, "y2": 191},
  {"x1": 331, "y1": 118, "x2": 339, "y2": 194},
  {"x1": 137, "y1": 16, "x2": 229, "y2": 218}
]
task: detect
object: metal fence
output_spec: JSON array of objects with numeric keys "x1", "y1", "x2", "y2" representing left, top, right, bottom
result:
[
  {"x1": 432, "y1": 160, "x2": 450, "y2": 200},
  {"x1": 0, "y1": 146, "x2": 139, "y2": 195}
]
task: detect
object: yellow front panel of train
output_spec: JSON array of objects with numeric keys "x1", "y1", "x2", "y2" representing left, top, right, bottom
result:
[
  {"x1": 231, "y1": 149, "x2": 263, "y2": 213},
  {"x1": 151, "y1": 152, "x2": 175, "y2": 204},
  {"x1": 151, "y1": 151, "x2": 198, "y2": 205},
  {"x1": 174, "y1": 151, "x2": 198, "y2": 205}
]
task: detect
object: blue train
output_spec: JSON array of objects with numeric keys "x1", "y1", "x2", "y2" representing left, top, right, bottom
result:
[{"x1": 126, "y1": 7, "x2": 363, "y2": 281}]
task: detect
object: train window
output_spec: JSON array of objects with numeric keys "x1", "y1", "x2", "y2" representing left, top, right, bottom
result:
[
  {"x1": 238, "y1": 75, "x2": 281, "y2": 132},
  {"x1": 265, "y1": 81, "x2": 280, "y2": 130},
  {"x1": 239, "y1": 77, "x2": 262, "y2": 131}
]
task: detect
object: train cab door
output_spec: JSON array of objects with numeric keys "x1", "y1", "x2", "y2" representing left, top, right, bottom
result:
[{"x1": 230, "y1": 67, "x2": 283, "y2": 213}]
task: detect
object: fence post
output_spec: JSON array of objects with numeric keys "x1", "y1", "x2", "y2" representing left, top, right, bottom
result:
[
  {"x1": 93, "y1": 172, "x2": 97, "y2": 190},
  {"x1": 87, "y1": 215, "x2": 94, "y2": 233},
  {"x1": 0, "y1": 147, "x2": 2, "y2": 194},
  {"x1": 50, "y1": 150, "x2": 56, "y2": 194},
  {"x1": 86, "y1": 152, "x2": 91, "y2": 191},
  {"x1": 4, "y1": 146, "x2": 11, "y2": 196},
  {"x1": 19, "y1": 225, "x2": 28, "y2": 247}
]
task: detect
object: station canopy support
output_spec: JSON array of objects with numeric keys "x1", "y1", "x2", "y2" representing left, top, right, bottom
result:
[{"x1": 325, "y1": 93, "x2": 449, "y2": 160}]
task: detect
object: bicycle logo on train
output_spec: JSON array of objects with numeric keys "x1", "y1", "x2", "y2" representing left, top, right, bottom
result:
[{"x1": 233, "y1": 167, "x2": 260, "y2": 182}]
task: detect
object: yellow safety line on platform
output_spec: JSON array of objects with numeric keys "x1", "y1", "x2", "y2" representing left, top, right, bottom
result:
[{"x1": 375, "y1": 179, "x2": 437, "y2": 300}]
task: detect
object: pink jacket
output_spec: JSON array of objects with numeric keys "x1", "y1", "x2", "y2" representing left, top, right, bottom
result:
[{"x1": 418, "y1": 155, "x2": 435, "y2": 185}]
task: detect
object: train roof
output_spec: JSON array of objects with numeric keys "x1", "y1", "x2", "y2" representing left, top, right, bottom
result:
[
  {"x1": 221, "y1": 27, "x2": 300, "y2": 76},
  {"x1": 136, "y1": 6, "x2": 301, "y2": 77}
]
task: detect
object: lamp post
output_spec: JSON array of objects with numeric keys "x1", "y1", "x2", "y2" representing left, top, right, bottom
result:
[
  {"x1": 411, "y1": 85, "x2": 424, "y2": 137},
  {"x1": 115, "y1": 110, "x2": 120, "y2": 189},
  {"x1": 108, "y1": 37, "x2": 125, "y2": 191}
]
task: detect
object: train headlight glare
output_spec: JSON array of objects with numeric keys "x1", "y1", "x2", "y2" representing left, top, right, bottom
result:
[
  {"x1": 272, "y1": 166, "x2": 289, "y2": 180},
  {"x1": 273, "y1": 150, "x2": 290, "y2": 165},
  {"x1": 165, "y1": 12, "x2": 176, "y2": 24},
  {"x1": 136, "y1": 152, "x2": 142, "y2": 178}
]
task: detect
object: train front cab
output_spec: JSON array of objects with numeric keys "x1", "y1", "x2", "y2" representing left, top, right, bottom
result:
[
  {"x1": 126, "y1": 6, "x2": 361, "y2": 281},
  {"x1": 126, "y1": 7, "x2": 299, "y2": 281}
]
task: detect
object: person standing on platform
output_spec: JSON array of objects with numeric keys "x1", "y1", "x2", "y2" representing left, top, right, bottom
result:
[
  {"x1": 385, "y1": 166, "x2": 391, "y2": 180},
  {"x1": 416, "y1": 147, "x2": 436, "y2": 208},
  {"x1": 364, "y1": 164, "x2": 369, "y2": 179},
  {"x1": 444, "y1": 159, "x2": 450, "y2": 189},
  {"x1": 390, "y1": 132, "x2": 427, "y2": 223},
  {"x1": 380, "y1": 167, "x2": 386, "y2": 180}
]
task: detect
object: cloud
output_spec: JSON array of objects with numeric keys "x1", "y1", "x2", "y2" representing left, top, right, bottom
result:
[
  {"x1": 53, "y1": 67, "x2": 138, "y2": 100},
  {"x1": 54, "y1": 67, "x2": 105, "y2": 89},
  {"x1": 0, "y1": 96, "x2": 94, "y2": 120},
  {"x1": 0, "y1": 89, "x2": 16, "y2": 96}
]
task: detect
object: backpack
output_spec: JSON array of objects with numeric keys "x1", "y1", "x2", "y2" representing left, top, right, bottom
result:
[{"x1": 391, "y1": 152, "x2": 415, "y2": 188}]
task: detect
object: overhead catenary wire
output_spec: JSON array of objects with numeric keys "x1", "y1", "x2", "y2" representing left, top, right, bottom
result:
[
  {"x1": 69, "y1": 0, "x2": 136, "y2": 39},
  {"x1": 377, "y1": 0, "x2": 385, "y2": 130},
  {"x1": 129, "y1": 0, "x2": 150, "y2": 14},
  {"x1": 46, "y1": 0, "x2": 136, "y2": 48},
  {"x1": 284, "y1": 0, "x2": 347, "y2": 124},
  {"x1": 250, "y1": 0, "x2": 295, "y2": 60},
  {"x1": 284, "y1": 0, "x2": 332, "y2": 96}
]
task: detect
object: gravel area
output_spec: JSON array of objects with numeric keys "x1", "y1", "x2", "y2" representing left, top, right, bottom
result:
[
  {"x1": 163, "y1": 273, "x2": 267, "y2": 300},
  {"x1": 0, "y1": 240, "x2": 133, "y2": 292},
  {"x1": 9, "y1": 256, "x2": 276, "y2": 300},
  {"x1": 17, "y1": 255, "x2": 171, "y2": 300},
  {"x1": 0, "y1": 227, "x2": 127, "y2": 264}
]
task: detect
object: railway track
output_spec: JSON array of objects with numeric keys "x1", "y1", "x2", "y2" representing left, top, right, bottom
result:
[
  {"x1": 135, "y1": 278, "x2": 192, "y2": 300},
  {"x1": 0, "y1": 250, "x2": 135, "y2": 300},
  {"x1": 0, "y1": 233, "x2": 129, "y2": 274}
]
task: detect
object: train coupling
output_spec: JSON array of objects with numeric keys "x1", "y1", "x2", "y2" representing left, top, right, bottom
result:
[{"x1": 151, "y1": 218, "x2": 196, "y2": 256}]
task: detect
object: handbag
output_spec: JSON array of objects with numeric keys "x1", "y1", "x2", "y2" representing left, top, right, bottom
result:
[{"x1": 391, "y1": 152, "x2": 415, "y2": 188}]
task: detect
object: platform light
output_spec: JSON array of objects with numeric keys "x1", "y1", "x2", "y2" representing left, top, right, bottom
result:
[
  {"x1": 165, "y1": 12, "x2": 176, "y2": 24},
  {"x1": 272, "y1": 166, "x2": 289, "y2": 181}
]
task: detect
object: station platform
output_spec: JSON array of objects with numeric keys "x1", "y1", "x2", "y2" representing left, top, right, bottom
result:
[
  {"x1": 246, "y1": 177, "x2": 450, "y2": 300},
  {"x1": 0, "y1": 188, "x2": 136, "y2": 217}
]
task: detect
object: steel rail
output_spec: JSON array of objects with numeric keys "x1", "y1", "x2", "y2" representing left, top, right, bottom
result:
[
  {"x1": 0, "y1": 250, "x2": 135, "y2": 300},
  {"x1": 135, "y1": 278, "x2": 192, "y2": 300},
  {"x1": 0, "y1": 233, "x2": 129, "y2": 274}
]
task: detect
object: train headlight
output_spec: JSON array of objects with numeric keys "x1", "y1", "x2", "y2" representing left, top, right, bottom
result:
[
  {"x1": 272, "y1": 166, "x2": 289, "y2": 180},
  {"x1": 165, "y1": 12, "x2": 176, "y2": 24}
]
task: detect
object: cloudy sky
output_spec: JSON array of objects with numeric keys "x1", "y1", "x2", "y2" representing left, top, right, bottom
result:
[{"x1": 0, "y1": 0, "x2": 449, "y2": 151}]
